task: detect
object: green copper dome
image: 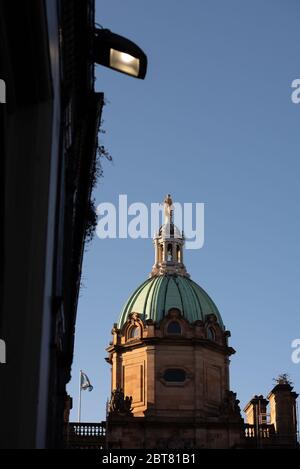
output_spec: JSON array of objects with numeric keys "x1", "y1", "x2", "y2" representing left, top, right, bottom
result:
[{"x1": 118, "y1": 275, "x2": 224, "y2": 329}]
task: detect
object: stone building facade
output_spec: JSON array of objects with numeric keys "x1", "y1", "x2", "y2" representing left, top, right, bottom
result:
[
  {"x1": 106, "y1": 309, "x2": 243, "y2": 448},
  {"x1": 66, "y1": 195, "x2": 298, "y2": 449},
  {"x1": 104, "y1": 196, "x2": 237, "y2": 448}
]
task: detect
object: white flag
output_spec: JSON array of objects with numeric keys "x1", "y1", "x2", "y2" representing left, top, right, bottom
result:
[{"x1": 80, "y1": 371, "x2": 93, "y2": 392}]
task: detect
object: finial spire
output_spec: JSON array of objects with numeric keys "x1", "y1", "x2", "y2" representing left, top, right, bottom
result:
[
  {"x1": 163, "y1": 194, "x2": 173, "y2": 224},
  {"x1": 150, "y1": 195, "x2": 189, "y2": 278}
]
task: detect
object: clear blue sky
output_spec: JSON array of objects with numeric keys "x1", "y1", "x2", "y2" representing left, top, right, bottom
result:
[{"x1": 68, "y1": 0, "x2": 300, "y2": 422}]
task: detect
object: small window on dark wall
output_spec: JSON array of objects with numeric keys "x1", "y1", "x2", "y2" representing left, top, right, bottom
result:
[
  {"x1": 163, "y1": 368, "x2": 186, "y2": 382},
  {"x1": 167, "y1": 321, "x2": 181, "y2": 335}
]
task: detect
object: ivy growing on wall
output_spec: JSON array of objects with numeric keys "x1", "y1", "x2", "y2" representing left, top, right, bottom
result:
[{"x1": 85, "y1": 119, "x2": 112, "y2": 243}]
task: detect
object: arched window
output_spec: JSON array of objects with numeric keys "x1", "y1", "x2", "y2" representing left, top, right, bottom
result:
[
  {"x1": 167, "y1": 243, "x2": 173, "y2": 261},
  {"x1": 207, "y1": 327, "x2": 216, "y2": 341},
  {"x1": 167, "y1": 321, "x2": 182, "y2": 335},
  {"x1": 129, "y1": 326, "x2": 140, "y2": 339},
  {"x1": 163, "y1": 369, "x2": 186, "y2": 382}
]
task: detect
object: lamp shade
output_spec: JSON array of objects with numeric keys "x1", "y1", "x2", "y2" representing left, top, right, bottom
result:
[{"x1": 94, "y1": 29, "x2": 147, "y2": 79}]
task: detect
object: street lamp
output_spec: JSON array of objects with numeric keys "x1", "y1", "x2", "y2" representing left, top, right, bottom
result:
[{"x1": 93, "y1": 29, "x2": 147, "y2": 79}]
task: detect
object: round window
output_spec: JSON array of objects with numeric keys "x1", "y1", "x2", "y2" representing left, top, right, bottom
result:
[{"x1": 163, "y1": 368, "x2": 186, "y2": 382}]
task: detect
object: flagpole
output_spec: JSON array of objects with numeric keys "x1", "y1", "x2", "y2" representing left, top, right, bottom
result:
[
  {"x1": 78, "y1": 370, "x2": 82, "y2": 423},
  {"x1": 105, "y1": 399, "x2": 109, "y2": 449}
]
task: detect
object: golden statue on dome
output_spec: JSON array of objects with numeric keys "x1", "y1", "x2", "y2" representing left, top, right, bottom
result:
[{"x1": 163, "y1": 194, "x2": 173, "y2": 224}]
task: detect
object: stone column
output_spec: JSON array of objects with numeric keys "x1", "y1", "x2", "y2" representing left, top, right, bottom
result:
[
  {"x1": 267, "y1": 383, "x2": 298, "y2": 445},
  {"x1": 162, "y1": 241, "x2": 167, "y2": 262},
  {"x1": 180, "y1": 242, "x2": 183, "y2": 264},
  {"x1": 154, "y1": 238, "x2": 158, "y2": 264}
]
